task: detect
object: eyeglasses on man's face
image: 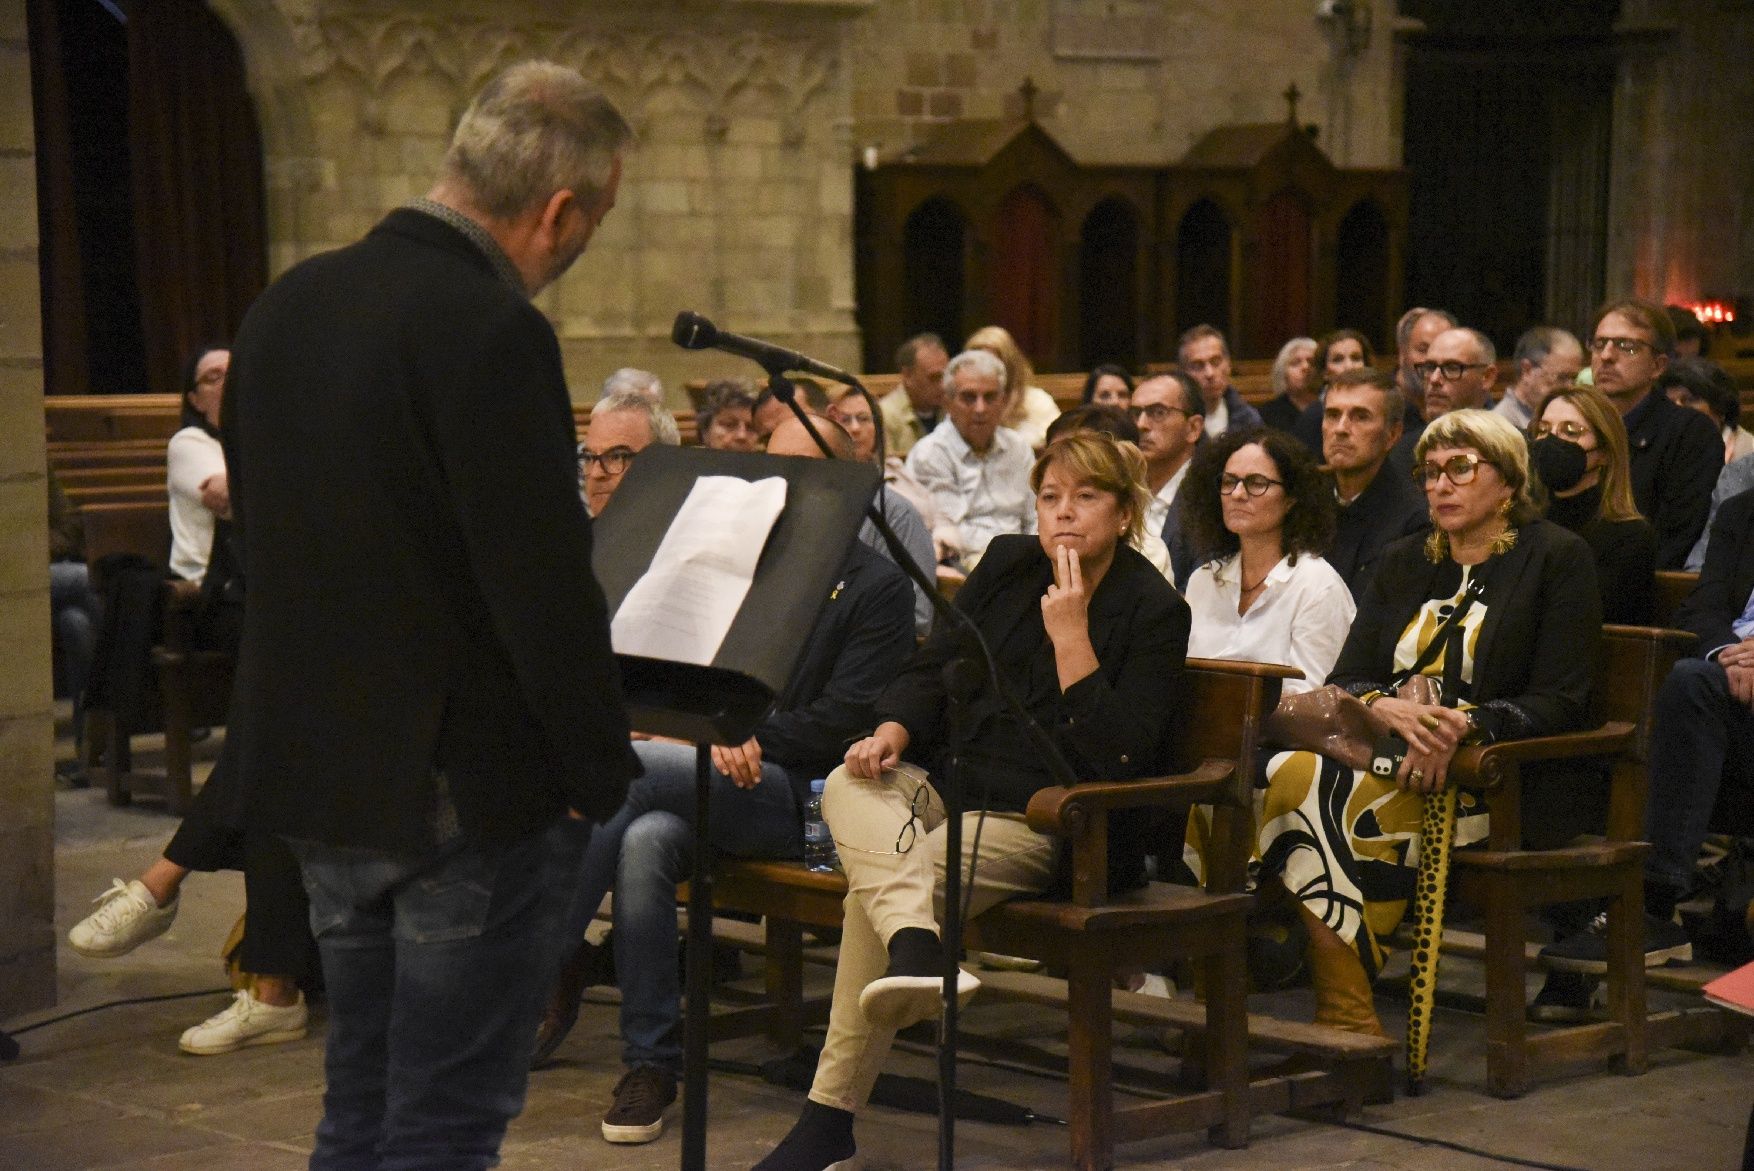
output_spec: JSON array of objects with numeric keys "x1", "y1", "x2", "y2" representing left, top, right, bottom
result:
[
  {"x1": 1413, "y1": 360, "x2": 1487, "y2": 382},
  {"x1": 1531, "y1": 419, "x2": 1591, "y2": 442},
  {"x1": 578, "y1": 446, "x2": 638, "y2": 475},
  {"x1": 1128, "y1": 403, "x2": 1189, "y2": 425},
  {"x1": 1218, "y1": 472, "x2": 1283, "y2": 497},
  {"x1": 1413, "y1": 452, "x2": 1487, "y2": 487},
  {"x1": 1589, "y1": 335, "x2": 1655, "y2": 357}
]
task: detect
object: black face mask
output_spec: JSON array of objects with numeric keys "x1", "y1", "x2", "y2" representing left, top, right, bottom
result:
[{"x1": 1531, "y1": 435, "x2": 1589, "y2": 493}]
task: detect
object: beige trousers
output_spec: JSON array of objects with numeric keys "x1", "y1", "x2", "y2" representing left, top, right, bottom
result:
[{"x1": 807, "y1": 762, "x2": 1060, "y2": 1113}]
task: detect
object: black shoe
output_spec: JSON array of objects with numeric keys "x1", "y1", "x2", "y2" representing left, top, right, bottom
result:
[
  {"x1": 1527, "y1": 971, "x2": 1601, "y2": 1024},
  {"x1": 752, "y1": 1100, "x2": 857, "y2": 1171},
  {"x1": 531, "y1": 940, "x2": 604, "y2": 1068},
  {"x1": 602, "y1": 1065, "x2": 677, "y2": 1144},
  {"x1": 1539, "y1": 911, "x2": 1693, "y2": 975}
]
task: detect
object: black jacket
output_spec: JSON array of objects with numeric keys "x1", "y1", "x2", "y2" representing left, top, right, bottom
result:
[
  {"x1": 1623, "y1": 388, "x2": 1723, "y2": 569},
  {"x1": 1675, "y1": 487, "x2": 1754, "y2": 658},
  {"x1": 1328, "y1": 465, "x2": 1429, "y2": 600},
  {"x1": 222, "y1": 208, "x2": 640, "y2": 850},
  {"x1": 1331, "y1": 518, "x2": 1600, "y2": 744},
  {"x1": 759, "y1": 542, "x2": 915, "y2": 789},
  {"x1": 1545, "y1": 486, "x2": 1656, "y2": 626}
]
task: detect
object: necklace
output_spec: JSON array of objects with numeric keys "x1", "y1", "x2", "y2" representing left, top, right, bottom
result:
[{"x1": 1240, "y1": 569, "x2": 1271, "y2": 594}]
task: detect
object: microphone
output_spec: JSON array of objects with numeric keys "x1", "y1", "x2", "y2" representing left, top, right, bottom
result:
[{"x1": 671, "y1": 311, "x2": 860, "y2": 388}]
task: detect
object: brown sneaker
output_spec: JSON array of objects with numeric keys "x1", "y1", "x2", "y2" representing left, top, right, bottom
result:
[
  {"x1": 601, "y1": 1065, "x2": 677, "y2": 1144},
  {"x1": 530, "y1": 940, "x2": 602, "y2": 1068}
]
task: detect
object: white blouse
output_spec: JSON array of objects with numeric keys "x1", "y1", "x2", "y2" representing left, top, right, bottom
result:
[
  {"x1": 167, "y1": 425, "x2": 226, "y2": 583},
  {"x1": 1185, "y1": 552, "x2": 1356, "y2": 694}
]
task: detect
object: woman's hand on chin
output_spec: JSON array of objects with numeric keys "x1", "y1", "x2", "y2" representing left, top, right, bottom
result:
[
  {"x1": 844, "y1": 721, "x2": 910, "y2": 779},
  {"x1": 1041, "y1": 543, "x2": 1092, "y2": 645}
]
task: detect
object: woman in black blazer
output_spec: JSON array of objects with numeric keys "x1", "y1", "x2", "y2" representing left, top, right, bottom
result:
[{"x1": 1259, "y1": 409, "x2": 1600, "y2": 1039}]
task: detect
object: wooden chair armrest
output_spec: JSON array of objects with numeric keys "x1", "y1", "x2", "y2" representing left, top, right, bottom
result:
[
  {"x1": 1024, "y1": 760, "x2": 1237, "y2": 838},
  {"x1": 1601, "y1": 622, "x2": 1695, "y2": 651},
  {"x1": 1449, "y1": 721, "x2": 1635, "y2": 791}
]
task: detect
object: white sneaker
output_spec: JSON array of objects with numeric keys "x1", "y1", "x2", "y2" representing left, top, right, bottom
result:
[
  {"x1": 179, "y1": 990, "x2": 308, "y2": 1055},
  {"x1": 68, "y1": 879, "x2": 177, "y2": 957}
]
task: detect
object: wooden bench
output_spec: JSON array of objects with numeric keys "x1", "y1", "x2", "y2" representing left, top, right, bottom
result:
[
  {"x1": 706, "y1": 659, "x2": 1396, "y2": 1169},
  {"x1": 1653, "y1": 570, "x2": 1697, "y2": 629}
]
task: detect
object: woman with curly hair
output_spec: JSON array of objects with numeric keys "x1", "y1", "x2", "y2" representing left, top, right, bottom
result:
[{"x1": 1179, "y1": 426, "x2": 1353, "y2": 695}]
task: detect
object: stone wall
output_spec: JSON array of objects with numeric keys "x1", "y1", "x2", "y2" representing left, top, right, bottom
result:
[{"x1": 0, "y1": 0, "x2": 57, "y2": 1019}]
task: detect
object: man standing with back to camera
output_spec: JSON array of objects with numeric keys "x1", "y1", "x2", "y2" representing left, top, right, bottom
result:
[{"x1": 221, "y1": 62, "x2": 640, "y2": 1168}]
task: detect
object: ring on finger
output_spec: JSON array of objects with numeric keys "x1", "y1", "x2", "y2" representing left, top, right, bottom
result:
[{"x1": 1408, "y1": 768, "x2": 1426, "y2": 786}]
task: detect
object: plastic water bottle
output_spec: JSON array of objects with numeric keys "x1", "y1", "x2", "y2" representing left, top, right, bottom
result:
[{"x1": 803, "y1": 779, "x2": 838, "y2": 872}]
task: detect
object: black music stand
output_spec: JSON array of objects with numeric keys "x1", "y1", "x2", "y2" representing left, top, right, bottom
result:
[{"x1": 591, "y1": 443, "x2": 878, "y2": 1171}]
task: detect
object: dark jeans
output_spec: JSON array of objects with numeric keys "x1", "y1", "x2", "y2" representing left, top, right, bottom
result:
[
  {"x1": 292, "y1": 817, "x2": 588, "y2": 1171},
  {"x1": 1645, "y1": 658, "x2": 1754, "y2": 895},
  {"x1": 50, "y1": 561, "x2": 99, "y2": 741}
]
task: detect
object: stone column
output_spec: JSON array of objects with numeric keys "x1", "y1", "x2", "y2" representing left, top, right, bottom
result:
[{"x1": 0, "y1": 0, "x2": 57, "y2": 1019}]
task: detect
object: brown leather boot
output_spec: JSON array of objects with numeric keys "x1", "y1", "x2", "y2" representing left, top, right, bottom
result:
[
  {"x1": 531, "y1": 940, "x2": 600, "y2": 1068},
  {"x1": 1299, "y1": 904, "x2": 1386, "y2": 1038}
]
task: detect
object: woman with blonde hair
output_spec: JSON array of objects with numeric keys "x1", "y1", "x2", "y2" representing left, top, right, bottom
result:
[
  {"x1": 965, "y1": 324, "x2": 1062, "y2": 449},
  {"x1": 1530, "y1": 384, "x2": 1656, "y2": 624}
]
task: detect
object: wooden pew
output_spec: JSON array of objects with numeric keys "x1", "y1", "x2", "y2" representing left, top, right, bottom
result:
[
  {"x1": 79, "y1": 501, "x2": 170, "y2": 574},
  {"x1": 64, "y1": 483, "x2": 169, "y2": 510},
  {"x1": 1653, "y1": 570, "x2": 1698, "y2": 628},
  {"x1": 44, "y1": 394, "x2": 182, "y2": 443},
  {"x1": 707, "y1": 659, "x2": 1395, "y2": 1169}
]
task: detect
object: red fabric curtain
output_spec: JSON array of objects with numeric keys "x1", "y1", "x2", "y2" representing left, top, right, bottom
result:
[
  {"x1": 986, "y1": 185, "x2": 1061, "y2": 369},
  {"x1": 1247, "y1": 190, "x2": 1312, "y2": 358},
  {"x1": 129, "y1": 0, "x2": 267, "y2": 396}
]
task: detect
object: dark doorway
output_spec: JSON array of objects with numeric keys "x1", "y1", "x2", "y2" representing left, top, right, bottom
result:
[
  {"x1": 1247, "y1": 190, "x2": 1312, "y2": 358},
  {"x1": 901, "y1": 198, "x2": 967, "y2": 356},
  {"x1": 1175, "y1": 199, "x2": 1232, "y2": 342},
  {"x1": 986, "y1": 184, "x2": 1061, "y2": 368},
  {"x1": 1336, "y1": 199, "x2": 1391, "y2": 351},
  {"x1": 1078, "y1": 197, "x2": 1140, "y2": 369}
]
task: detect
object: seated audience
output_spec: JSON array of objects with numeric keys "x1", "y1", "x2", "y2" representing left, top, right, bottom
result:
[
  {"x1": 581, "y1": 390, "x2": 681, "y2": 516},
  {"x1": 754, "y1": 432, "x2": 1190, "y2": 1171},
  {"x1": 1193, "y1": 409, "x2": 1600, "y2": 1037},
  {"x1": 48, "y1": 470, "x2": 98, "y2": 778},
  {"x1": 1179, "y1": 323, "x2": 1263, "y2": 438},
  {"x1": 820, "y1": 387, "x2": 937, "y2": 638},
  {"x1": 167, "y1": 346, "x2": 232, "y2": 583},
  {"x1": 1660, "y1": 355, "x2": 1754, "y2": 465},
  {"x1": 755, "y1": 378, "x2": 830, "y2": 442},
  {"x1": 1687, "y1": 450, "x2": 1754, "y2": 572},
  {"x1": 904, "y1": 349, "x2": 1036, "y2": 570},
  {"x1": 1180, "y1": 427, "x2": 1352, "y2": 693},
  {"x1": 1082, "y1": 363, "x2": 1133, "y2": 409},
  {"x1": 1494, "y1": 326, "x2": 1584, "y2": 430},
  {"x1": 1317, "y1": 328, "x2": 1373, "y2": 385},
  {"x1": 1129, "y1": 371, "x2": 1206, "y2": 588},
  {"x1": 1321, "y1": 368, "x2": 1427, "y2": 597},
  {"x1": 1540, "y1": 486, "x2": 1754, "y2": 974},
  {"x1": 1531, "y1": 384, "x2": 1656, "y2": 624},
  {"x1": 1258, "y1": 336, "x2": 1318, "y2": 432},
  {"x1": 1418, "y1": 327, "x2": 1498, "y2": 421},
  {"x1": 601, "y1": 366, "x2": 663, "y2": 403},
  {"x1": 698, "y1": 379, "x2": 761, "y2": 452},
  {"x1": 1044, "y1": 403, "x2": 1175, "y2": 581},
  {"x1": 1590, "y1": 298, "x2": 1722, "y2": 569},
  {"x1": 966, "y1": 324, "x2": 1061, "y2": 449},
  {"x1": 878, "y1": 332, "x2": 949, "y2": 458},
  {"x1": 539, "y1": 413, "x2": 917, "y2": 1142},
  {"x1": 1666, "y1": 303, "x2": 1710, "y2": 358}
]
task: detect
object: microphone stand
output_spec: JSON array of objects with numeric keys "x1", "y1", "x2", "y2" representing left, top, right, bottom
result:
[{"x1": 755, "y1": 366, "x2": 1077, "y2": 1171}]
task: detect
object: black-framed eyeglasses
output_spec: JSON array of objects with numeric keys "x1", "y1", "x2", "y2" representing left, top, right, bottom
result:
[
  {"x1": 895, "y1": 782, "x2": 929, "y2": 854},
  {"x1": 1530, "y1": 419, "x2": 1591, "y2": 442},
  {"x1": 1128, "y1": 404, "x2": 1189, "y2": 425},
  {"x1": 1413, "y1": 360, "x2": 1488, "y2": 382},
  {"x1": 1218, "y1": 472, "x2": 1283, "y2": 497},
  {"x1": 1413, "y1": 452, "x2": 1486, "y2": 487},
  {"x1": 1589, "y1": 336, "x2": 1654, "y2": 357},
  {"x1": 578, "y1": 445, "x2": 638, "y2": 475}
]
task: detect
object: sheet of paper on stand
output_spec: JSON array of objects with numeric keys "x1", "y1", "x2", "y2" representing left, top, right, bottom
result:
[{"x1": 610, "y1": 475, "x2": 788, "y2": 665}]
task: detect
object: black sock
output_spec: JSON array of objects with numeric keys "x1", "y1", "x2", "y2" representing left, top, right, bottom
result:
[
  {"x1": 754, "y1": 1100, "x2": 855, "y2": 1171},
  {"x1": 886, "y1": 927, "x2": 941, "y2": 978},
  {"x1": 1645, "y1": 879, "x2": 1680, "y2": 922}
]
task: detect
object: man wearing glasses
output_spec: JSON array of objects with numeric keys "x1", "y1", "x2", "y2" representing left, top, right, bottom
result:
[
  {"x1": 580, "y1": 390, "x2": 681, "y2": 516},
  {"x1": 1417, "y1": 327, "x2": 1499, "y2": 422},
  {"x1": 1129, "y1": 371, "x2": 1206, "y2": 588},
  {"x1": 1589, "y1": 298, "x2": 1722, "y2": 569}
]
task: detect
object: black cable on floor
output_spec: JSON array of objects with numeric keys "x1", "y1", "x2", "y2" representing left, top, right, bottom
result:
[
  {"x1": 1327, "y1": 1118, "x2": 1593, "y2": 1171},
  {"x1": 7, "y1": 987, "x2": 232, "y2": 1037}
]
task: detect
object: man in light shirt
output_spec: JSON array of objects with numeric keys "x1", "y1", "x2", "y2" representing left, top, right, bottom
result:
[
  {"x1": 1493, "y1": 326, "x2": 1583, "y2": 430},
  {"x1": 904, "y1": 348, "x2": 1034, "y2": 569}
]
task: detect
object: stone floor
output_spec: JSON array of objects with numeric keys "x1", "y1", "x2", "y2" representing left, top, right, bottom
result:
[{"x1": 3, "y1": 716, "x2": 1751, "y2": 1169}]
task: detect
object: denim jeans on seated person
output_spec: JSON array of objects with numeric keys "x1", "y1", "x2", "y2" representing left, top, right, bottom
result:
[
  {"x1": 558, "y1": 738, "x2": 805, "y2": 947},
  {"x1": 290, "y1": 814, "x2": 588, "y2": 1171}
]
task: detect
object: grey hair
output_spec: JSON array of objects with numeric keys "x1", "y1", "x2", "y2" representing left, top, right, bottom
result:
[
  {"x1": 1270, "y1": 336, "x2": 1317, "y2": 395},
  {"x1": 1456, "y1": 327, "x2": 1497, "y2": 366},
  {"x1": 1396, "y1": 306, "x2": 1458, "y2": 352},
  {"x1": 443, "y1": 61, "x2": 634, "y2": 221},
  {"x1": 1512, "y1": 325, "x2": 1579, "y2": 368},
  {"x1": 596, "y1": 389, "x2": 680, "y2": 446},
  {"x1": 601, "y1": 367, "x2": 663, "y2": 402},
  {"x1": 942, "y1": 348, "x2": 1008, "y2": 394}
]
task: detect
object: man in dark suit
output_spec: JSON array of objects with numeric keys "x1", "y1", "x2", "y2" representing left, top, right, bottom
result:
[
  {"x1": 221, "y1": 62, "x2": 639, "y2": 1165},
  {"x1": 1322, "y1": 368, "x2": 1427, "y2": 597},
  {"x1": 1128, "y1": 371, "x2": 1204, "y2": 588},
  {"x1": 1543, "y1": 488, "x2": 1754, "y2": 972}
]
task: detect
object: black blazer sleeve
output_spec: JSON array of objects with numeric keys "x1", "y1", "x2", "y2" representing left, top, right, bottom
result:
[
  {"x1": 1677, "y1": 488, "x2": 1754, "y2": 657},
  {"x1": 1588, "y1": 518, "x2": 1657, "y2": 626},
  {"x1": 1654, "y1": 407, "x2": 1724, "y2": 569}
]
